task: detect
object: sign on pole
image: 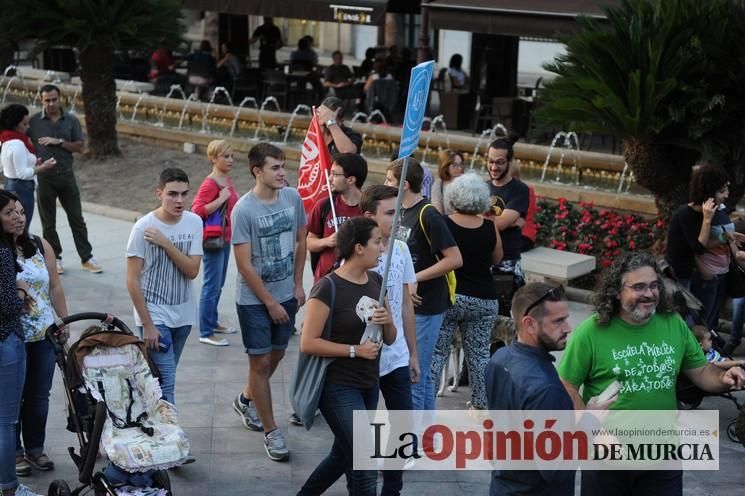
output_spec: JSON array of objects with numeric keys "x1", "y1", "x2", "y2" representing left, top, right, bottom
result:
[
  {"x1": 362, "y1": 60, "x2": 435, "y2": 344},
  {"x1": 397, "y1": 60, "x2": 435, "y2": 159}
]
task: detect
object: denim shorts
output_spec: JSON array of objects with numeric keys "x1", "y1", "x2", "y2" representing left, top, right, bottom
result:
[{"x1": 236, "y1": 298, "x2": 297, "y2": 355}]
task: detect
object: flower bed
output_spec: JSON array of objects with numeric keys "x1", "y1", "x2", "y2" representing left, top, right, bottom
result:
[{"x1": 534, "y1": 198, "x2": 666, "y2": 274}]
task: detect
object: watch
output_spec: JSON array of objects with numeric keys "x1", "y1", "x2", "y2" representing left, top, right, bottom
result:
[
  {"x1": 349, "y1": 345, "x2": 356, "y2": 358},
  {"x1": 58, "y1": 138, "x2": 64, "y2": 146},
  {"x1": 325, "y1": 118, "x2": 337, "y2": 127}
]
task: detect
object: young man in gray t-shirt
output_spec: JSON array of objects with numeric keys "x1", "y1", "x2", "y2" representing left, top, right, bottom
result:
[{"x1": 230, "y1": 143, "x2": 307, "y2": 462}]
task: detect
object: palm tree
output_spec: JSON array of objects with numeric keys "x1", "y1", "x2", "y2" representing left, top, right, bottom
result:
[
  {"x1": 28, "y1": 0, "x2": 183, "y2": 158},
  {"x1": 536, "y1": 0, "x2": 745, "y2": 218}
]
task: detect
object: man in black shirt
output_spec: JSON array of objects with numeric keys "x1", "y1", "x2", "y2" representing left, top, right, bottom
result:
[
  {"x1": 485, "y1": 138, "x2": 529, "y2": 316},
  {"x1": 250, "y1": 17, "x2": 282, "y2": 70},
  {"x1": 486, "y1": 282, "x2": 577, "y2": 496},
  {"x1": 385, "y1": 159, "x2": 462, "y2": 411}
]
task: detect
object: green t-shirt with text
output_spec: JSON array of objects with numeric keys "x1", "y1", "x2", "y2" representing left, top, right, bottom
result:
[{"x1": 558, "y1": 312, "x2": 707, "y2": 410}]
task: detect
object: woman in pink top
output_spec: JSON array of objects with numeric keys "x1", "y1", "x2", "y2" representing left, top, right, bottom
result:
[{"x1": 191, "y1": 140, "x2": 239, "y2": 346}]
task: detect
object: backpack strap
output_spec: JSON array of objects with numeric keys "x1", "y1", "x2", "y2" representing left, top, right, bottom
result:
[
  {"x1": 418, "y1": 203, "x2": 441, "y2": 261},
  {"x1": 321, "y1": 275, "x2": 336, "y2": 339}
]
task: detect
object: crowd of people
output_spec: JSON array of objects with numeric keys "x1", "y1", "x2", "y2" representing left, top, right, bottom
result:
[{"x1": 2, "y1": 87, "x2": 745, "y2": 496}]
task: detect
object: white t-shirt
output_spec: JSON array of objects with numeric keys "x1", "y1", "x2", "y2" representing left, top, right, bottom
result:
[
  {"x1": 126, "y1": 211, "x2": 203, "y2": 328},
  {"x1": 374, "y1": 239, "x2": 417, "y2": 376}
]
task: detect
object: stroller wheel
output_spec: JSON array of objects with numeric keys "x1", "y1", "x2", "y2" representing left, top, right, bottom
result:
[
  {"x1": 48, "y1": 479, "x2": 72, "y2": 496},
  {"x1": 727, "y1": 420, "x2": 739, "y2": 443},
  {"x1": 152, "y1": 469, "x2": 172, "y2": 493},
  {"x1": 677, "y1": 398, "x2": 702, "y2": 410}
]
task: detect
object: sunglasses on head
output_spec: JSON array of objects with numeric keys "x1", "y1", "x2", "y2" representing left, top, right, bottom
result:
[{"x1": 523, "y1": 285, "x2": 565, "y2": 318}]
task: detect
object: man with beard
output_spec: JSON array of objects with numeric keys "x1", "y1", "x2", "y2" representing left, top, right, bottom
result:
[
  {"x1": 306, "y1": 153, "x2": 367, "y2": 281},
  {"x1": 558, "y1": 252, "x2": 745, "y2": 496},
  {"x1": 485, "y1": 282, "x2": 578, "y2": 495},
  {"x1": 485, "y1": 137, "x2": 529, "y2": 316}
]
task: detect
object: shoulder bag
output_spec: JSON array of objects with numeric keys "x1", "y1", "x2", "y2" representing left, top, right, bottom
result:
[{"x1": 290, "y1": 275, "x2": 336, "y2": 430}]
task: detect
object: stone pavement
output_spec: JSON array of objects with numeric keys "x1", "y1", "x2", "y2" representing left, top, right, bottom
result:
[{"x1": 16, "y1": 208, "x2": 745, "y2": 495}]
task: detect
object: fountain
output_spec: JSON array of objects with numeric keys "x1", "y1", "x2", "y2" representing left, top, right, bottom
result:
[
  {"x1": 422, "y1": 114, "x2": 450, "y2": 164},
  {"x1": 254, "y1": 96, "x2": 281, "y2": 140},
  {"x1": 470, "y1": 129, "x2": 493, "y2": 170},
  {"x1": 201, "y1": 86, "x2": 234, "y2": 134},
  {"x1": 155, "y1": 85, "x2": 187, "y2": 127},
  {"x1": 283, "y1": 104, "x2": 312, "y2": 143},
  {"x1": 230, "y1": 97, "x2": 259, "y2": 137},
  {"x1": 117, "y1": 88, "x2": 142, "y2": 120},
  {"x1": 178, "y1": 93, "x2": 200, "y2": 130},
  {"x1": 540, "y1": 131, "x2": 580, "y2": 183},
  {"x1": 130, "y1": 92, "x2": 150, "y2": 123},
  {"x1": 350, "y1": 112, "x2": 368, "y2": 124},
  {"x1": 368, "y1": 109, "x2": 387, "y2": 125}
]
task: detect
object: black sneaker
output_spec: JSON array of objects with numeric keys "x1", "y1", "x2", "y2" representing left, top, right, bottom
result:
[{"x1": 289, "y1": 412, "x2": 304, "y2": 426}]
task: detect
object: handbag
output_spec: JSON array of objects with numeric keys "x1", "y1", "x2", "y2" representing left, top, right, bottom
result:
[
  {"x1": 202, "y1": 202, "x2": 227, "y2": 251},
  {"x1": 290, "y1": 275, "x2": 336, "y2": 430}
]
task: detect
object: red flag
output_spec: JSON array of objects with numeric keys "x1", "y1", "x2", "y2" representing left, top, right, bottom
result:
[{"x1": 297, "y1": 110, "x2": 333, "y2": 214}]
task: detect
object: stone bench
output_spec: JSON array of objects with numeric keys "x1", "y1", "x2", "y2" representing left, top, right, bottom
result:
[{"x1": 521, "y1": 247, "x2": 596, "y2": 284}]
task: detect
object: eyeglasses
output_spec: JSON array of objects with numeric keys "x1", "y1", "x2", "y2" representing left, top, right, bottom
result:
[
  {"x1": 523, "y1": 285, "x2": 565, "y2": 318},
  {"x1": 487, "y1": 158, "x2": 508, "y2": 166},
  {"x1": 622, "y1": 281, "x2": 662, "y2": 293},
  {"x1": 330, "y1": 172, "x2": 346, "y2": 178}
]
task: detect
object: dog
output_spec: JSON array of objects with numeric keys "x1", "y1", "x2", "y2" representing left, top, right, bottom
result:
[{"x1": 436, "y1": 316, "x2": 515, "y2": 398}]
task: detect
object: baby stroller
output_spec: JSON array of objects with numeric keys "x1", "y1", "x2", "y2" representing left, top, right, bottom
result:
[
  {"x1": 660, "y1": 261, "x2": 745, "y2": 445},
  {"x1": 46, "y1": 313, "x2": 190, "y2": 496}
]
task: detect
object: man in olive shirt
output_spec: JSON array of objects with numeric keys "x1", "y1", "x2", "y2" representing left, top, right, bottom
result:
[{"x1": 28, "y1": 84, "x2": 102, "y2": 274}]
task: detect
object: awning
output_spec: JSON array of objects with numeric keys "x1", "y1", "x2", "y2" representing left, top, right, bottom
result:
[
  {"x1": 424, "y1": 0, "x2": 620, "y2": 38},
  {"x1": 181, "y1": 0, "x2": 390, "y2": 25}
]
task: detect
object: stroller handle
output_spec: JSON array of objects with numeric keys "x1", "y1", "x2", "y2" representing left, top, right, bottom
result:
[{"x1": 46, "y1": 312, "x2": 132, "y2": 342}]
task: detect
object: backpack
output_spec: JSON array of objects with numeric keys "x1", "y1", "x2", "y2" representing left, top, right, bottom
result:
[
  {"x1": 418, "y1": 204, "x2": 457, "y2": 305},
  {"x1": 309, "y1": 193, "x2": 339, "y2": 275}
]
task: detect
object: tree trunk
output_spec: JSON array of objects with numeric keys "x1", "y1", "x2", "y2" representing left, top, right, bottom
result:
[
  {"x1": 623, "y1": 138, "x2": 695, "y2": 222},
  {"x1": 79, "y1": 41, "x2": 120, "y2": 158}
]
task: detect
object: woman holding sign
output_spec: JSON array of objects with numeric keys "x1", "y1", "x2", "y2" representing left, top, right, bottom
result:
[{"x1": 298, "y1": 217, "x2": 395, "y2": 495}]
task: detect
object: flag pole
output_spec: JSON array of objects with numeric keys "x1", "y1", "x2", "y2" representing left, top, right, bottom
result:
[
  {"x1": 324, "y1": 170, "x2": 339, "y2": 231},
  {"x1": 364, "y1": 155, "x2": 409, "y2": 343}
]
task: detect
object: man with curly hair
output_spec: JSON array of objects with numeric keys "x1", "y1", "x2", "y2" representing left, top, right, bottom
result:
[{"x1": 558, "y1": 252, "x2": 745, "y2": 495}]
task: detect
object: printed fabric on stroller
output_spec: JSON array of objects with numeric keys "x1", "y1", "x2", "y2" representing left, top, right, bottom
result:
[{"x1": 48, "y1": 313, "x2": 188, "y2": 496}]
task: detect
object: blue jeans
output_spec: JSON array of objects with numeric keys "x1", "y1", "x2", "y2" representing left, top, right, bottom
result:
[
  {"x1": 4, "y1": 178, "x2": 35, "y2": 225},
  {"x1": 692, "y1": 273, "x2": 727, "y2": 331},
  {"x1": 16, "y1": 338, "x2": 56, "y2": 456},
  {"x1": 236, "y1": 299, "x2": 297, "y2": 355},
  {"x1": 297, "y1": 382, "x2": 379, "y2": 496},
  {"x1": 731, "y1": 297, "x2": 745, "y2": 344},
  {"x1": 411, "y1": 313, "x2": 444, "y2": 411},
  {"x1": 379, "y1": 366, "x2": 413, "y2": 496},
  {"x1": 199, "y1": 243, "x2": 231, "y2": 338},
  {"x1": 1, "y1": 334, "x2": 26, "y2": 491},
  {"x1": 137, "y1": 324, "x2": 191, "y2": 404}
]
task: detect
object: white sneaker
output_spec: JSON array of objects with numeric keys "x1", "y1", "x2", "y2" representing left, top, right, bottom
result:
[
  {"x1": 56, "y1": 259, "x2": 64, "y2": 274},
  {"x1": 199, "y1": 336, "x2": 229, "y2": 346}
]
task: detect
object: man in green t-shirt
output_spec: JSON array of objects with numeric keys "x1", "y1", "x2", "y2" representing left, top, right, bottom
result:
[{"x1": 558, "y1": 252, "x2": 745, "y2": 495}]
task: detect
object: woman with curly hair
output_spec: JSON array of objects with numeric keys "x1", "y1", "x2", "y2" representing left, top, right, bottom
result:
[
  {"x1": 666, "y1": 164, "x2": 738, "y2": 331},
  {"x1": 430, "y1": 150, "x2": 464, "y2": 214}
]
